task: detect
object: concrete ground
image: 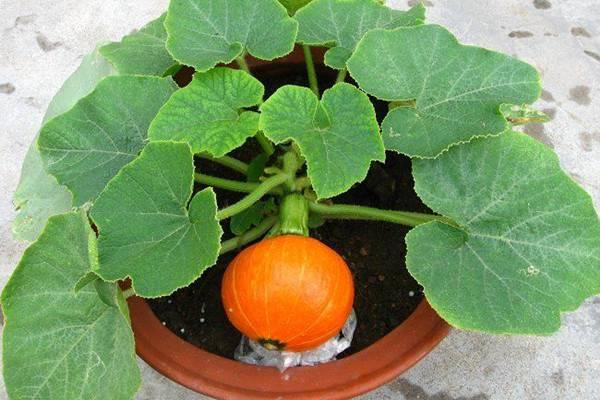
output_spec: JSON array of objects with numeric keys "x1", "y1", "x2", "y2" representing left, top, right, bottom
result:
[{"x1": 0, "y1": 0, "x2": 598, "y2": 399}]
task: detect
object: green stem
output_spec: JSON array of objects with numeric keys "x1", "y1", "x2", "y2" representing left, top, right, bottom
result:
[
  {"x1": 255, "y1": 132, "x2": 275, "y2": 156},
  {"x1": 302, "y1": 45, "x2": 319, "y2": 96},
  {"x1": 308, "y1": 202, "x2": 453, "y2": 228},
  {"x1": 219, "y1": 216, "x2": 278, "y2": 254},
  {"x1": 121, "y1": 288, "x2": 135, "y2": 299},
  {"x1": 277, "y1": 193, "x2": 309, "y2": 236},
  {"x1": 336, "y1": 68, "x2": 347, "y2": 84},
  {"x1": 294, "y1": 176, "x2": 311, "y2": 191},
  {"x1": 196, "y1": 173, "x2": 265, "y2": 194},
  {"x1": 198, "y1": 154, "x2": 248, "y2": 175},
  {"x1": 217, "y1": 173, "x2": 290, "y2": 220},
  {"x1": 236, "y1": 55, "x2": 251, "y2": 74}
]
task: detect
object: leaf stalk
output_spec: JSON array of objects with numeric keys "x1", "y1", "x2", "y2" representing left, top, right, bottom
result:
[
  {"x1": 197, "y1": 154, "x2": 249, "y2": 175},
  {"x1": 308, "y1": 202, "x2": 453, "y2": 228},
  {"x1": 217, "y1": 173, "x2": 290, "y2": 220},
  {"x1": 195, "y1": 173, "x2": 282, "y2": 195},
  {"x1": 219, "y1": 216, "x2": 278, "y2": 254},
  {"x1": 302, "y1": 45, "x2": 319, "y2": 96}
]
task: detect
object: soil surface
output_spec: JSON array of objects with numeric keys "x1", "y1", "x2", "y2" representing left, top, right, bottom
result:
[{"x1": 149, "y1": 62, "x2": 429, "y2": 359}]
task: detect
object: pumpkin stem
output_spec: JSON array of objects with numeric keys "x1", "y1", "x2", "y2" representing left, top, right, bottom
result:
[
  {"x1": 277, "y1": 193, "x2": 309, "y2": 237},
  {"x1": 259, "y1": 338, "x2": 287, "y2": 351}
]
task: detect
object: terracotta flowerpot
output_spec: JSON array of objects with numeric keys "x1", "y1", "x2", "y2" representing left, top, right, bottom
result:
[
  {"x1": 128, "y1": 297, "x2": 449, "y2": 400},
  {"x1": 127, "y1": 47, "x2": 450, "y2": 399}
]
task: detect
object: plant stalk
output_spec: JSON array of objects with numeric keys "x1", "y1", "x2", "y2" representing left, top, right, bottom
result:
[
  {"x1": 308, "y1": 202, "x2": 454, "y2": 228},
  {"x1": 217, "y1": 173, "x2": 289, "y2": 220},
  {"x1": 219, "y1": 216, "x2": 278, "y2": 254},
  {"x1": 198, "y1": 154, "x2": 249, "y2": 175},
  {"x1": 336, "y1": 68, "x2": 347, "y2": 84},
  {"x1": 302, "y1": 45, "x2": 319, "y2": 96},
  {"x1": 236, "y1": 55, "x2": 251, "y2": 74},
  {"x1": 255, "y1": 132, "x2": 275, "y2": 156},
  {"x1": 277, "y1": 193, "x2": 310, "y2": 236},
  {"x1": 195, "y1": 173, "x2": 283, "y2": 194}
]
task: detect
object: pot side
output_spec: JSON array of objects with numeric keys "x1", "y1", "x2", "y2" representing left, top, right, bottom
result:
[{"x1": 128, "y1": 297, "x2": 449, "y2": 400}]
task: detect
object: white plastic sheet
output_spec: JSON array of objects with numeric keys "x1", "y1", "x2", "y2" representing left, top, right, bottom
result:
[{"x1": 234, "y1": 310, "x2": 357, "y2": 372}]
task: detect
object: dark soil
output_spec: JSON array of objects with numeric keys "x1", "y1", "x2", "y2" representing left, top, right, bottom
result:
[{"x1": 149, "y1": 61, "x2": 428, "y2": 359}]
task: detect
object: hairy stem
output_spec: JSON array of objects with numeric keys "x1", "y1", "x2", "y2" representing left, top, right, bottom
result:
[
  {"x1": 217, "y1": 173, "x2": 290, "y2": 220},
  {"x1": 236, "y1": 55, "x2": 251, "y2": 74},
  {"x1": 302, "y1": 45, "x2": 319, "y2": 96},
  {"x1": 195, "y1": 173, "x2": 282, "y2": 195},
  {"x1": 336, "y1": 68, "x2": 347, "y2": 84},
  {"x1": 277, "y1": 194, "x2": 309, "y2": 236},
  {"x1": 308, "y1": 202, "x2": 453, "y2": 228},
  {"x1": 219, "y1": 216, "x2": 278, "y2": 254},
  {"x1": 255, "y1": 132, "x2": 275, "y2": 156},
  {"x1": 198, "y1": 154, "x2": 249, "y2": 175}
]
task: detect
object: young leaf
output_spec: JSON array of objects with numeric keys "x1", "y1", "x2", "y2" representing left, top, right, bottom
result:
[
  {"x1": 247, "y1": 153, "x2": 270, "y2": 182},
  {"x1": 230, "y1": 199, "x2": 277, "y2": 235},
  {"x1": 407, "y1": 131, "x2": 600, "y2": 334},
  {"x1": 38, "y1": 76, "x2": 177, "y2": 206},
  {"x1": 260, "y1": 83, "x2": 384, "y2": 199},
  {"x1": 149, "y1": 67, "x2": 264, "y2": 157},
  {"x1": 347, "y1": 24, "x2": 541, "y2": 158},
  {"x1": 2, "y1": 212, "x2": 140, "y2": 400},
  {"x1": 165, "y1": 0, "x2": 298, "y2": 72},
  {"x1": 90, "y1": 141, "x2": 223, "y2": 298},
  {"x1": 13, "y1": 47, "x2": 115, "y2": 241},
  {"x1": 99, "y1": 13, "x2": 177, "y2": 76},
  {"x1": 295, "y1": 0, "x2": 425, "y2": 69}
]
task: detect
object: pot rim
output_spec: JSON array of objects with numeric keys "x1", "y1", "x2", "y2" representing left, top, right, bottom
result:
[{"x1": 128, "y1": 297, "x2": 450, "y2": 400}]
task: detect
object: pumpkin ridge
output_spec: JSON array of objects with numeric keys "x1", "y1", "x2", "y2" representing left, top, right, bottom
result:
[
  {"x1": 285, "y1": 249, "x2": 344, "y2": 345},
  {"x1": 282, "y1": 240, "x2": 309, "y2": 336},
  {"x1": 230, "y1": 253, "x2": 260, "y2": 339}
]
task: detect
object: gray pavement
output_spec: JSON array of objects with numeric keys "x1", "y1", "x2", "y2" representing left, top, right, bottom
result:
[{"x1": 0, "y1": 0, "x2": 598, "y2": 399}]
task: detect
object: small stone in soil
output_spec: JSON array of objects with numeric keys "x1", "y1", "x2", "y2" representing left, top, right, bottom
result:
[
  {"x1": 180, "y1": 328, "x2": 185, "y2": 334},
  {"x1": 360, "y1": 247, "x2": 368, "y2": 256},
  {"x1": 378, "y1": 274, "x2": 385, "y2": 282},
  {"x1": 161, "y1": 321, "x2": 166, "y2": 326},
  {"x1": 200, "y1": 318, "x2": 205, "y2": 323},
  {"x1": 408, "y1": 291, "x2": 415, "y2": 297}
]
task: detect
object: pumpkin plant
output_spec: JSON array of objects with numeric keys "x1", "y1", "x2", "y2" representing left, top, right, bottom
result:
[{"x1": 4, "y1": 0, "x2": 600, "y2": 398}]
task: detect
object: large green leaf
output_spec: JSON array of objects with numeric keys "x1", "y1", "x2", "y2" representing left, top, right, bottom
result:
[
  {"x1": 38, "y1": 76, "x2": 177, "y2": 206},
  {"x1": 100, "y1": 13, "x2": 177, "y2": 76},
  {"x1": 260, "y1": 83, "x2": 384, "y2": 199},
  {"x1": 2, "y1": 212, "x2": 140, "y2": 400},
  {"x1": 149, "y1": 67, "x2": 264, "y2": 157},
  {"x1": 165, "y1": 0, "x2": 298, "y2": 72},
  {"x1": 407, "y1": 131, "x2": 600, "y2": 334},
  {"x1": 347, "y1": 24, "x2": 541, "y2": 158},
  {"x1": 13, "y1": 47, "x2": 115, "y2": 241},
  {"x1": 295, "y1": 0, "x2": 424, "y2": 69},
  {"x1": 91, "y1": 141, "x2": 222, "y2": 298}
]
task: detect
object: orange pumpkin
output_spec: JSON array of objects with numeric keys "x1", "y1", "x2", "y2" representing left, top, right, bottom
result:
[{"x1": 221, "y1": 235, "x2": 354, "y2": 352}]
